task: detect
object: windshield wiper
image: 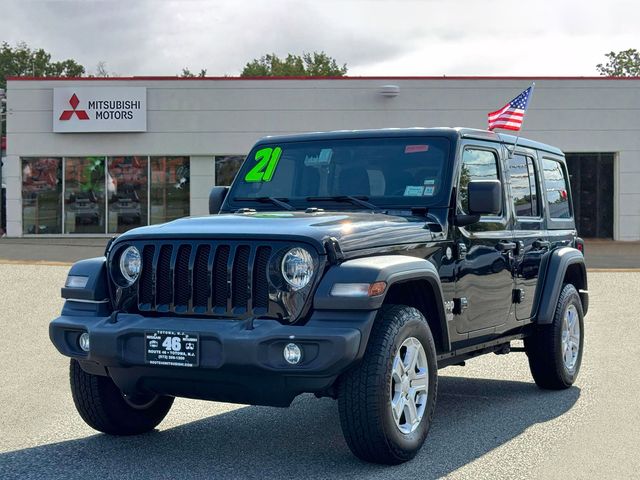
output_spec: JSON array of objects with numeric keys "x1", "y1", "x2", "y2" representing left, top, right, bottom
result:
[
  {"x1": 306, "y1": 195, "x2": 379, "y2": 211},
  {"x1": 233, "y1": 196, "x2": 295, "y2": 211}
]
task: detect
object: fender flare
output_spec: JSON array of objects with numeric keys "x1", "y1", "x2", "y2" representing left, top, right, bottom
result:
[
  {"x1": 534, "y1": 247, "x2": 587, "y2": 324},
  {"x1": 61, "y1": 256, "x2": 110, "y2": 302},
  {"x1": 313, "y1": 255, "x2": 450, "y2": 350}
]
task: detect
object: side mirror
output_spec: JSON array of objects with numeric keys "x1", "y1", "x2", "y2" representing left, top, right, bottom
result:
[
  {"x1": 209, "y1": 186, "x2": 229, "y2": 214},
  {"x1": 455, "y1": 180, "x2": 502, "y2": 227},
  {"x1": 468, "y1": 180, "x2": 502, "y2": 215}
]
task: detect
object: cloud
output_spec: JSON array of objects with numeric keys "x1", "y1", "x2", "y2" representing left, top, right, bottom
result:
[{"x1": 0, "y1": 0, "x2": 638, "y2": 77}]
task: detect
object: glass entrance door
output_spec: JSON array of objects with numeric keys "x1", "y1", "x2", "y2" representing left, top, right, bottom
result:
[
  {"x1": 64, "y1": 157, "x2": 106, "y2": 234},
  {"x1": 107, "y1": 156, "x2": 148, "y2": 233},
  {"x1": 565, "y1": 153, "x2": 614, "y2": 238}
]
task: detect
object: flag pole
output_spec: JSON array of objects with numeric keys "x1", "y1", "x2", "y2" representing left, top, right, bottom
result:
[{"x1": 508, "y1": 82, "x2": 535, "y2": 158}]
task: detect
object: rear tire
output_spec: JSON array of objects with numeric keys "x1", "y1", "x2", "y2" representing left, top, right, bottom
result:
[
  {"x1": 525, "y1": 283, "x2": 584, "y2": 390},
  {"x1": 337, "y1": 305, "x2": 438, "y2": 464},
  {"x1": 70, "y1": 359, "x2": 174, "y2": 435}
]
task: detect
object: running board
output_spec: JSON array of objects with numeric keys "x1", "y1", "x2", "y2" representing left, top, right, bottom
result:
[{"x1": 436, "y1": 333, "x2": 526, "y2": 367}]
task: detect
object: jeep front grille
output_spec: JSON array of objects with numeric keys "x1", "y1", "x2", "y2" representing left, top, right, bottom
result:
[{"x1": 137, "y1": 241, "x2": 272, "y2": 316}]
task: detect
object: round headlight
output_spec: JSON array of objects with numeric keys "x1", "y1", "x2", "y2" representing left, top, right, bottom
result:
[
  {"x1": 281, "y1": 247, "x2": 314, "y2": 290},
  {"x1": 119, "y1": 246, "x2": 141, "y2": 285}
]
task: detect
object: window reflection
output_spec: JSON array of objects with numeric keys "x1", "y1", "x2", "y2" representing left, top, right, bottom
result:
[
  {"x1": 459, "y1": 149, "x2": 499, "y2": 215},
  {"x1": 107, "y1": 156, "x2": 148, "y2": 233},
  {"x1": 542, "y1": 159, "x2": 571, "y2": 219},
  {"x1": 150, "y1": 156, "x2": 190, "y2": 224},
  {"x1": 22, "y1": 157, "x2": 62, "y2": 234},
  {"x1": 22, "y1": 155, "x2": 192, "y2": 234},
  {"x1": 64, "y1": 157, "x2": 106, "y2": 234},
  {"x1": 508, "y1": 155, "x2": 540, "y2": 217},
  {"x1": 215, "y1": 155, "x2": 244, "y2": 186}
]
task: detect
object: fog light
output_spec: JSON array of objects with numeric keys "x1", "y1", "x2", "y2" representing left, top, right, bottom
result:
[
  {"x1": 79, "y1": 332, "x2": 90, "y2": 352},
  {"x1": 283, "y1": 343, "x2": 302, "y2": 365}
]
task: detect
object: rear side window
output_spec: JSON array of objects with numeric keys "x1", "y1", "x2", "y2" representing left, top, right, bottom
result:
[
  {"x1": 459, "y1": 148, "x2": 499, "y2": 215},
  {"x1": 542, "y1": 158, "x2": 571, "y2": 219},
  {"x1": 508, "y1": 154, "x2": 540, "y2": 217}
]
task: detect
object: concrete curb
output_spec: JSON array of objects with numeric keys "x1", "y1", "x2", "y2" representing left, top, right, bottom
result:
[
  {"x1": 586, "y1": 268, "x2": 640, "y2": 272},
  {"x1": 0, "y1": 259, "x2": 73, "y2": 266}
]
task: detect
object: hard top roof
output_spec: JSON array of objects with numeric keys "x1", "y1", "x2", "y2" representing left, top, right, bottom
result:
[{"x1": 255, "y1": 127, "x2": 564, "y2": 156}]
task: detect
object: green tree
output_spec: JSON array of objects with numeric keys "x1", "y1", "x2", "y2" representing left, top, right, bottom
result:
[
  {"x1": 596, "y1": 49, "x2": 640, "y2": 76},
  {"x1": 180, "y1": 67, "x2": 207, "y2": 78},
  {"x1": 0, "y1": 41, "x2": 85, "y2": 89},
  {"x1": 240, "y1": 51, "x2": 347, "y2": 77}
]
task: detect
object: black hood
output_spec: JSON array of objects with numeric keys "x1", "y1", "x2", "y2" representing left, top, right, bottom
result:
[{"x1": 115, "y1": 210, "x2": 448, "y2": 254}]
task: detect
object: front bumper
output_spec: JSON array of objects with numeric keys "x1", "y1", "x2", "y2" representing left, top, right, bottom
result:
[{"x1": 50, "y1": 304, "x2": 376, "y2": 407}]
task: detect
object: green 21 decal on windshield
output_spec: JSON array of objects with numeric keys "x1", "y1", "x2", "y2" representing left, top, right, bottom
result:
[{"x1": 244, "y1": 147, "x2": 282, "y2": 182}]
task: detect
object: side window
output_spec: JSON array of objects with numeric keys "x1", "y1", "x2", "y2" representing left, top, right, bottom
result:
[
  {"x1": 459, "y1": 148, "x2": 500, "y2": 215},
  {"x1": 508, "y1": 154, "x2": 540, "y2": 217},
  {"x1": 542, "y1": 158, "x2": 572, "y2": 219}
]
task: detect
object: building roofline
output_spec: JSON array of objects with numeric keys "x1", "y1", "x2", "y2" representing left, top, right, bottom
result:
[{"x1": 5, "y1": 75, "x2": 640, "y2": 82}]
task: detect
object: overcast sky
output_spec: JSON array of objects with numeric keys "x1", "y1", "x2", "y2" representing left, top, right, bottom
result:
[{"x1": 1, "y1": 0, "x2": 638, "y2": 77}]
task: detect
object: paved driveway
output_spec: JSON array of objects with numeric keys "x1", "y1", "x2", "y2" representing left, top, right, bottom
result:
[{"x1": 0, "y1": 266, "x2": 638, "y2": 479}]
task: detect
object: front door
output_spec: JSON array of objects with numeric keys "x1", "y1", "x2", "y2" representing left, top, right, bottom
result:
[
  {"x1": 507, "y1": 152, "x2": 547, "y2": 320},
  {"x1": 454, "y1": 145, "x2": 514, "y2": 334}
]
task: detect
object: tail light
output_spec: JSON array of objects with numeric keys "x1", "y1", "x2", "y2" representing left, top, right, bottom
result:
[{"x1": 574, "y1": 237, "x2": 585, "y2": 254}]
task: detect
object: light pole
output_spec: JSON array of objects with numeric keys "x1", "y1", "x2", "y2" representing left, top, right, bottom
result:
[{"x1": 0, "y1": 87, "x2": 5, "y2": 235}]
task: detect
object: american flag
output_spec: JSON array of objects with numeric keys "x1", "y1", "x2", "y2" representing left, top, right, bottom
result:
[{"x1": 487, "y1": 85, "x2": 534, "y2": 131}]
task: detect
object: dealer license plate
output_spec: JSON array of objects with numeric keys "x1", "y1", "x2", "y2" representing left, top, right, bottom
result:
[{"x1": 145, "y1": 330, "x2": 199, "y2": 367}]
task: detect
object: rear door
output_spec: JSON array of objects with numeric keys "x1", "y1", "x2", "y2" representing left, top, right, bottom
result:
[{"x1": 507, "y1": 150, "x2": 547, "y2": 320}]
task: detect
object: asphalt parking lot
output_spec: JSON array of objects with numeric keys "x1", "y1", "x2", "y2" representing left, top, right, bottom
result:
[{"x1": 1, "y1": 265, "x2": 639, "y2": 479}]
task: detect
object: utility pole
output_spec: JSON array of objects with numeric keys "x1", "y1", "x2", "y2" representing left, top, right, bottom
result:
[{"x1": 0, "y1": 88, "x2": 6, "y2": 236}]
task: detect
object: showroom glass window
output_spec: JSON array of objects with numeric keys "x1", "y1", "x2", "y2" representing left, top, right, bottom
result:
[
  {"x1": 542, "y1": 158, "x2": 572, "y2": 219},
  {"x1": 21, "y1": 157, "x2": 63, "y2": 234},
  {"x1": 150, "y1": 156, "x2": 190, "y2": 224},
  {"x1": 107, "y1": 156, "x2": 148, "y2": 233},
  {"x1": 64, "y1": 157, "x2": 106, "y2": 234},
  {"x1": 215, "y1": 155, "x2": 245, "y2": 186}
]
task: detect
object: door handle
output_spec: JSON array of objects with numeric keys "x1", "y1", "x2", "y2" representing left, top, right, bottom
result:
[
  {"x1": 496, "y1": 240, "x2": 517, "y2": 252},
  {"x1": 532, "y1": 239, "x2": 551, "y2": 249}
]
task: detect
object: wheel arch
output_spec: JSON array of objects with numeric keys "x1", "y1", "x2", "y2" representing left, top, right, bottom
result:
[
  {"x1": 534, "y1": 247, "x2": 588, "y2": 324},
  {"x1": 383, "y1": 279, "x2": 449, "y2": 353}
]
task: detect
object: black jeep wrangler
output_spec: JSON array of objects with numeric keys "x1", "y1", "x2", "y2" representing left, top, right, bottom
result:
[{"x1": 50, "y1": 128, "x2": 588, "y2": 464}]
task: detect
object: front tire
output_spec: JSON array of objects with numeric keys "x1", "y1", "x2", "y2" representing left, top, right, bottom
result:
[
  {"x1": 70, "y1": 359, "x2": 174, "y2": 435},
  {"x1": 525, "y1": 283, "x2": 584, "y2": 389},
  {"x1": 337, "y1": 305, "x2": 438, "y2": 464}
]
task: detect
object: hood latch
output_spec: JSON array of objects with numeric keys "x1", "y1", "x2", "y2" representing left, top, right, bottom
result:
[{"x1": 324, "y1": 237, "x2": 344, "y2": 265}]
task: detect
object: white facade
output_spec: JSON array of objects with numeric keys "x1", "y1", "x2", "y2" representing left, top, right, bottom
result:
[{"x1": 4, "y1": 77, "x2": 640, "y2": 240}]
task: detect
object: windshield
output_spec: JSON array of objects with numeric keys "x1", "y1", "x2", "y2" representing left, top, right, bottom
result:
[{"x1": 226, "y1": 136, "x2": 452, "y2": 210}]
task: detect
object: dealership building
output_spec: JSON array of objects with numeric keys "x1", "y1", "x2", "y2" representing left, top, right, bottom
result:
[{"x1": 2, "y1": 76, "x2": 639, "y2": 240}]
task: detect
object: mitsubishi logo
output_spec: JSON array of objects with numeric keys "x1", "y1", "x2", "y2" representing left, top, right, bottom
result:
[{"x1": 59, "y1": 93, "x2": 89, "y2": 121}]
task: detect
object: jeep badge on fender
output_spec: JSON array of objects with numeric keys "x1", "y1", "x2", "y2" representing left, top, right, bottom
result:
[{"x1": 50, "y1": 127, "x2": 587, "y2": 464}]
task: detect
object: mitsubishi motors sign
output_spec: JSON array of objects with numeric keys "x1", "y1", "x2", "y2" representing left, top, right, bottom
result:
[{"x1": 53, "y1": 87, "x2": 147, "y2": 133}]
